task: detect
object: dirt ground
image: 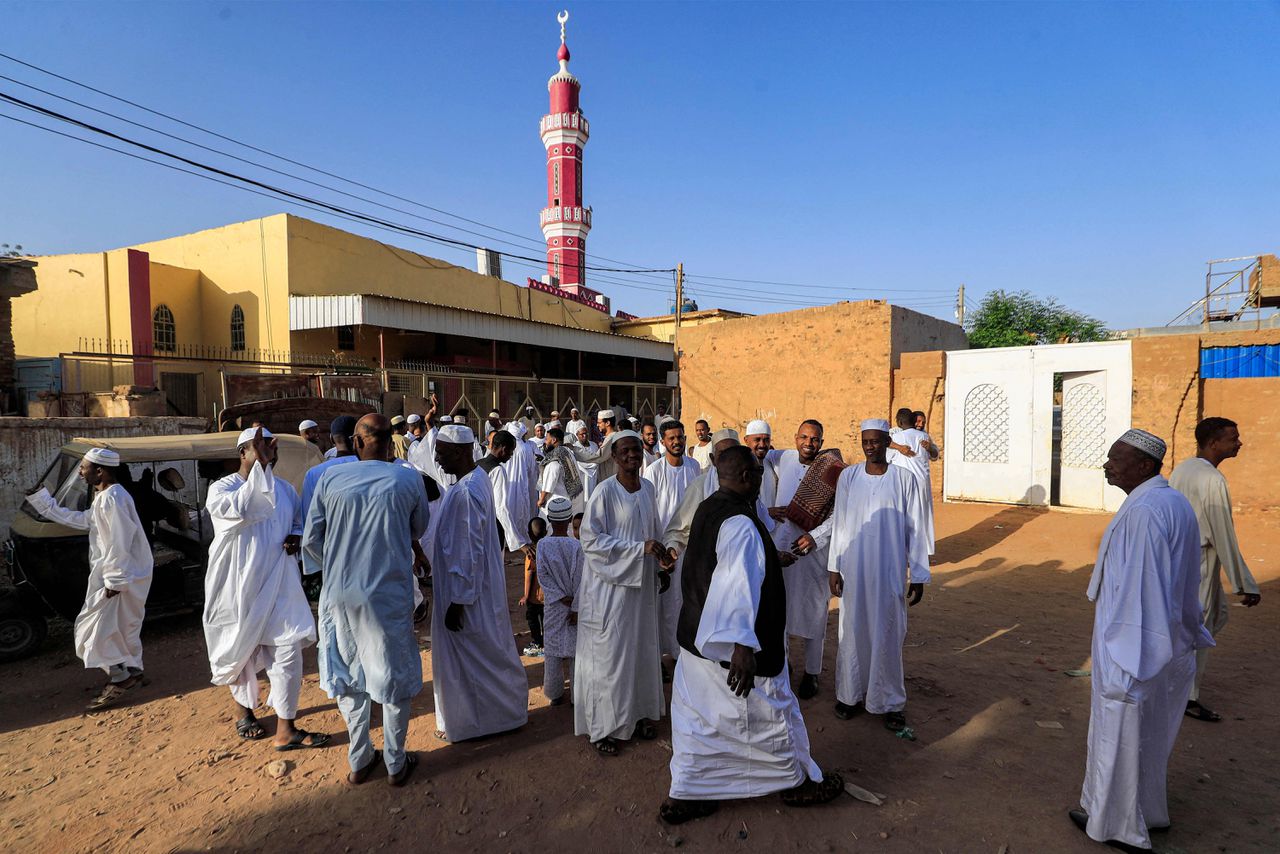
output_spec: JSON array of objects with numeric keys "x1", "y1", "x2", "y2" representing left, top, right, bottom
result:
[{"x1": 1, "y1": 500, "x2": 1278, "y2": 854}]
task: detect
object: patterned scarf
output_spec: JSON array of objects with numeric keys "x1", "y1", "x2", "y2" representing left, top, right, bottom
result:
[{"x1": 539, "y1": 443, "x2": 583, "y2": 499}]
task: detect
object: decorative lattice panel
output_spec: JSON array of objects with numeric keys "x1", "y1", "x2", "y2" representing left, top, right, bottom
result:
[
  {"x1": 1061, "y1": 382, "x2": 1107, "y2": 469},
  {"x1": 963, "y1": 383, "x2": 1010, "y2": 464}
]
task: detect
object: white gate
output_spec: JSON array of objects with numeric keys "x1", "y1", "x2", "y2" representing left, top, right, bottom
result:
[{"x1": 944, "y1": 341, "x2": 1132, "y2": 511}]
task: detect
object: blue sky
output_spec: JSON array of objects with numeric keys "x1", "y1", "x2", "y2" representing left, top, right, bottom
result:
[{"x1": 2, "y1": 1, "x2": 1278, "y2": 329}]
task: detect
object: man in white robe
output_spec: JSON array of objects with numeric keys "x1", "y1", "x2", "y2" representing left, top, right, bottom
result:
[
  {"x1": 565, "y1": 407, "x2": 586, "y2": 438},
  {"x1": 477, "y1": 429, "x2": 520, "y2": 549},
  {"x1": 1071, "y1": 429, "x2": 1214, "y2": 851},
  {"x1": 571, "y1": 425, "x2": 601, "y2": 500},
  {"x1": 662, "y1": 446, "x2": 842, "y2": 825},
  {"x1": 430, "y1": 425, "x2": 529, "y2": 742},
  {"x1": 537, "y1": 426, "x2": 586, "y2": 519},
  {"x1": 810, "y1": 419, "x2": 928, "y2": 731},
  {"x1": 743, "y1": 419, "x2": 780, "y2": 511},
  {"x1": 303, "y1": 414, "x2": 431, "y2": 786},
  {"x1": 688, "y1": 419, "x2": 714, "y2": 469},
  {"x1": 772, "y1": 419, "x2": 835, "y2": 699},
  {"x1": 302, "y1": 415, "x2": 359, "y2": 516},
  {"x1": 1169, "y1": 417, "x2": 1261, "y2": 723},
  {"x1": 569, "y1": 408, "x2": 626, "y2": 484},
  {"x1": 640, "y1": 419, "x2": 661, "y2": 467},
  {"x1": 662, "y1": 430, "x2": 774, "y2": 562},
  {"x1": 204, "y1": 427, "x2": 327, "y2": 748},
  {"x1": 575, "y1": 432, "x2": 673, "y2": 754},
  {"x1": 502, "y1": 421, "x2": 539, "y2": 551},
  {"x1": 886, "y1": 407, "x2": 937, "y2": 556},
  {"x1": 25, "y1": 447, "x2": 153, "y2": 711},
  {"x1": 643, "y1": 419, "x2": 702, "y2": 662}
]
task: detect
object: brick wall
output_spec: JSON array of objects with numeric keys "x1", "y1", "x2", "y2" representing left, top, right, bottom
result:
[
  {"x1": 679, "y1": 301, "x2": 896, "y2": 458},
  {"x1": 1129, "y1": 335, "x2": 1201, "y2": 473},
  {"x1": 1200, "y1": 378, "x2": 1280, "y2": 509}
]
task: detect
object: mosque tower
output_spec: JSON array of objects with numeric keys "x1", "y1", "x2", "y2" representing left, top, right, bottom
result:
[{"x1": 539, "y1": 10, "x2": 592, "y2": 293}]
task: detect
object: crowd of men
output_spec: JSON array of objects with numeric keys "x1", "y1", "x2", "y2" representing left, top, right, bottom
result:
[{"x1": 24, "y1": 401, "x2": 1261, "y2": 848}]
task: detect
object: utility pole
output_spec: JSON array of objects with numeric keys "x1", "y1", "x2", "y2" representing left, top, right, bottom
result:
[
  {"x1": 956, "y1": 283, "x2": 966, "y2": 326},
  {"x1": 673, "y1": 263, "x2": 684, "y2": 418}
]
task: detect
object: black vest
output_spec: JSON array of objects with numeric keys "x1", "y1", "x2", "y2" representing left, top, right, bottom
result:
[{"x1": 677, "y1": 489, "x2": 787, "y2": 678}]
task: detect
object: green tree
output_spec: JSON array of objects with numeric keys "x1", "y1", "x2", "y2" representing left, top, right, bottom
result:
[
  {"x1": 965, "y1": 289, "x2": 1108, "y2": 348},
  {"x1": 1, "y1": 243, "x2": 25, "y2": 258}
]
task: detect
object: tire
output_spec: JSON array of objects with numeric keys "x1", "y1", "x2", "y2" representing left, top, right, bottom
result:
[{"x1": 0, "y1": 599, "x2": 48, "y2": 663}]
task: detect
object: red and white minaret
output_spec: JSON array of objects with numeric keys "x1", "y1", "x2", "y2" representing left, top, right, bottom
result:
[{"x1": 539, "y1": 10, "x2": 592, "y2": 293}]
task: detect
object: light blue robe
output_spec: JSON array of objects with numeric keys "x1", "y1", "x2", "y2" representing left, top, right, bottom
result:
[{"x1": 302, "y1": 460, "x2": 430, "y2": 704}]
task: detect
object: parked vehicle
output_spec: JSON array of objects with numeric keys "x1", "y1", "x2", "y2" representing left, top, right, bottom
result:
[{"x1": 0, "y1": 433, "x2": 321, "y2": 662}]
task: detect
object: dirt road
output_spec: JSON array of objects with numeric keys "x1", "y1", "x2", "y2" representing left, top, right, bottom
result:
[{"x1": 1, "y1": 501, "x2": 1277, "y2": 853}]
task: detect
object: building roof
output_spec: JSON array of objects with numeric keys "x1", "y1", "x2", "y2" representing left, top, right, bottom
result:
[{"x1": 290, "y1": 294, "x2": 673, "y2": 362}]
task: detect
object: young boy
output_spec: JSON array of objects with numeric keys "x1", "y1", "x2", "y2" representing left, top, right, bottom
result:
[
  {"x1": 520, "y1": 517, "x2": 547, "y2": 657},
  {"x1": 535, "y1": 497, "x2": 584, "y2": 705}
]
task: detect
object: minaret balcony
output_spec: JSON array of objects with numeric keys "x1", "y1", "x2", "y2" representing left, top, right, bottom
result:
[
  {"x1": 540, "y1": 206, "x2": 593, "y2": 229},
  {"x1": 540, "y1": 111, "x2": 590, "y2": 138}
]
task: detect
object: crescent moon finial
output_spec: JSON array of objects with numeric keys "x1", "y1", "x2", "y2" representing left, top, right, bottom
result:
[{"x1": 558, "y1": 9, "x2": 569, "y2": 42}]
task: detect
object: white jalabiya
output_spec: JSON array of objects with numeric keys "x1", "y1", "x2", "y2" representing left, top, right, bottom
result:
[
  {"x1": 643, "y1": 454, "x2": 702, "y2": 658},
  {"x1": 1081, "y1": 475, "x2": 1212, "y2": 850},
  {"x1": 408, "y1": 426, "x2": 452, "y2": 490},
  {"x1": 501, "y1": 438, "x2": 539, "y2": 549},
  {"x1": 769, "y1": 450, "x2": 832, "y2": 654},
  {"x1": 430, "y1": 467, "x2": 529, "y2": 741},
  {"x1": 1168, "y1": 457, "x2": 1259, "y2": 702},
  {"x1": 643, "y1": 445, "x2": 661, "y2": 467},
  {"x1": 485, "y1": 460, "x2": 525, "y2": 552},
  {"x1": 538, "y1": 455, "x2": 585, "y2": 518},
  {"x1": 575, "y1": 477, "x2": 666, "y2": 741},
  {"x1": 688, "y1": 441, "x2": 713, "y2": 470},
  {"x1": 813, "y1": 464, "x2": 928, "y2": 713},
  {"x1": 27, "y1": 485, "x2": 153, "y2": 672},
  {"x1": 661, "y1": 467, "x2": 773, "y2": 556},
  {"x1": 565, "y1": 418, "x2": 587, "y2": 437},
  {"x1": 669, "y1": 516, "x2": 823, "y2": 800},
  {"x1": 202, "y1": 462, "x2": 316, "y2": 711},
  {"x1": 572, "y1": 439, "x2": 601, "y2": 499},
  {"x1": 887, "y1": 427, "x2": 936, "y2": 555},
  {"x1": 571, "y1": 430, "x2": 625, "y2": 484}
]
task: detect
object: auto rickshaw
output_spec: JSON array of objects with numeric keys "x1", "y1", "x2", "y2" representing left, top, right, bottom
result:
[{"x1": 0, "y1": 432, "x2": 321, "y2": 662}]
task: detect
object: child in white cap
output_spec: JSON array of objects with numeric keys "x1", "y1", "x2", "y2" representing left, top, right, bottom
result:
[{"x1": 536, "y1": 496, "x2": 584, "y2": 705}]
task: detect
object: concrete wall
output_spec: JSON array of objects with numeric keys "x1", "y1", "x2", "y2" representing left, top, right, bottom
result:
[
  {"x1": 1201, "y1": 379, "x2": 1280, "y2": 509},
  {"x1": 0, "y1": 416, "x2": 208, "y2": 542}
]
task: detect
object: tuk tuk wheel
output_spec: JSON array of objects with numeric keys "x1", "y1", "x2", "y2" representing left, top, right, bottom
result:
[{"x1": 0, "y1": 599, "x2": 48, "y2": 662}]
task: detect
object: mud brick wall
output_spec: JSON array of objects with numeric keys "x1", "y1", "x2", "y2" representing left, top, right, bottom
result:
[
  {"x1": 1129, "y1": 335, "x2": 1202, "y2": 473},
  {"x1": 1201, "y1": 378, "x2": 1280, "y2": 509}
]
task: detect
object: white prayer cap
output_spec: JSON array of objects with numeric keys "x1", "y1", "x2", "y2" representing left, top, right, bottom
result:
[
  {"x1": 860, "y1": 419, "x2": 892, "y2": 433},
  {"x1": 744, "y1": 419, "x2": 771, "y2": 437},
  {"x1": 83, "y1": 447, "x2": 121, "y2": 467},
  {"x1": 489, "y1": 410, "x2": 501, "y2": 418},
  {"x1": 546, "y1": 495, "x2": 574, "y2": 522},
  {"x1": 237, "y1": 426, "x2": 273, "y2": 446},
  {"x1": 551, "y1": 410, "x2": 560, "y2": 416},
  {"x1": 390, "y1": 415, "x2": 406, "y2": 426},
  {"x1": 1117, "y1": 428, "x2": 1166, "y2": 461},
  {"x1": 710, "y1": 428, "x2": 740, "y2": 445},
  {"x1": 546, "y1": 420, "x2": 563, "y2": 429},
  {"x1": 437, "y1": 424, "x2": 475, "y2": 445},
  {"x1": 439, "y1": 415, "x2": 454, "y2": 423},
  {"x1": 406, "y1": 414, "x2": 422, "y2": 424},
  {"x1": 597, "y1": 409, "x2": 616, "y2": 419},
  {"x1": 298, "y1": 419, "x2": 318, "y2": 431},
  {"x1": 610, "y1": 429, "x2": 641, "y2": 445},
  {"x1": 570, "y1": 406, "x2": 580, "y2": 413}
]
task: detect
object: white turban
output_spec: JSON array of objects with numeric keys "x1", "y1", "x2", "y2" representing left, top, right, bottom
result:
[
  {"x1": 860, "y1": 419, "x2": 892, "y2": 433},
  {"x1": 439, "y1": 415, "x2": 453, "y2": 424},
  {"x1": 597, "y1": 409, "x2": 615, "y2": 420},
  {"x1": 437, "y1": 424, "x2": 476, "y2": 445},
  {"x1": 1117, "y1": 428, "x2": 1166, "y2": 461},
  {"x1": 390, "y1": 415, "x2": 406, "y2": 426},
  {"x1": 406, "y1": 414, "x2": 422, "y2": 425},
  {"x1": 710, "y1": 428, "x2": 739, "y2": 445},
  {"x1": 506, "y1": 421, "x2": 528, "y2": 439},
  {"x1": 546, "y1": 420, "x2": 563, "y2": 430},
  {"x1": 237, "y1": 427, "x2": 273, "y2": 446},
  {"x1": 84, "y1": 447, "x2": 121, "y2": 467},
  {"x1": 744, "y1": 419, "x2": 771, "y2": 437},
  {"x1": 298, "y1": 419, "x2": 318, "y2": 431}
]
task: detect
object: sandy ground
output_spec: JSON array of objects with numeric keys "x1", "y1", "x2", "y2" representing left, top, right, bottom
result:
[{"x1": 1, "y1": 500, "x2": 1278, "y2": 854}]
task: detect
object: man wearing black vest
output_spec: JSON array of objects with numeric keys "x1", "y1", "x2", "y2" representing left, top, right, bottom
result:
[{"x1": 660, "y1": 445, "x2": 844, "y2": 825}]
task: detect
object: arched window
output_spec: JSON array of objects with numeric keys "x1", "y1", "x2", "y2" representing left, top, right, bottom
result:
[
  {"x1": 153, "y1": 304, "x2": 176, "y2": 352},
  {"x1": 230, "y1": 304, "x2": 246, "y2": 351}
]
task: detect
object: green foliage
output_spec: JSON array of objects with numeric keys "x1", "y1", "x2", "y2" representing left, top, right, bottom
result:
[
  {"x1": 1, "y1": 243, "x2": 25, "y2": 258},
  {"x1": 965, "y1": 289, "x2": 1108, "y2": 349}
]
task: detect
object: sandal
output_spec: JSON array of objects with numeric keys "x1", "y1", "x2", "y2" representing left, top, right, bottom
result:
[
  {"x1": 780, "y1": 771, "x2": 845, "y2": 807},
  {"x1": 1185, "y1": 701, "x2": 1222, "y2": 722},
  {"x1": 593, "y1": 737, "x2": 619, "y2": 756},
  {"x1": 884, "y1": 711, "x2": 907, "y2": 732},
  {"x1": 834, "y1": 701, "x2": 863, "y2": 720},
  {"x1": 633, "y1": 719, "x2": 658, "y2": 740},
  {"x1": 87, "y1": 675, "x2": 143, "y2": 712},
  {"x1": 659, "y1": 797, "x2": 719, "y2": 825},
  {"x1": 346, "y1": 750, "x2": 381, "y2": 787},
  {"x1": 237, "y1": 716, "x2": 268, "y2": 740},
  {"x1": 275, "y1": 729, "x2": 331, "y2": 751}
]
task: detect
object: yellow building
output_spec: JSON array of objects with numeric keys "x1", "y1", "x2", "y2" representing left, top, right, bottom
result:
[{"x1": 13, "y1": 214, "x2": 676, "y2": 421}]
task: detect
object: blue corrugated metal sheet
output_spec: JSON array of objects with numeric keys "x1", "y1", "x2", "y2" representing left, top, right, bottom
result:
[{"x1": 1200, "y1": 345, "x2": 1280, "y2": 378}]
